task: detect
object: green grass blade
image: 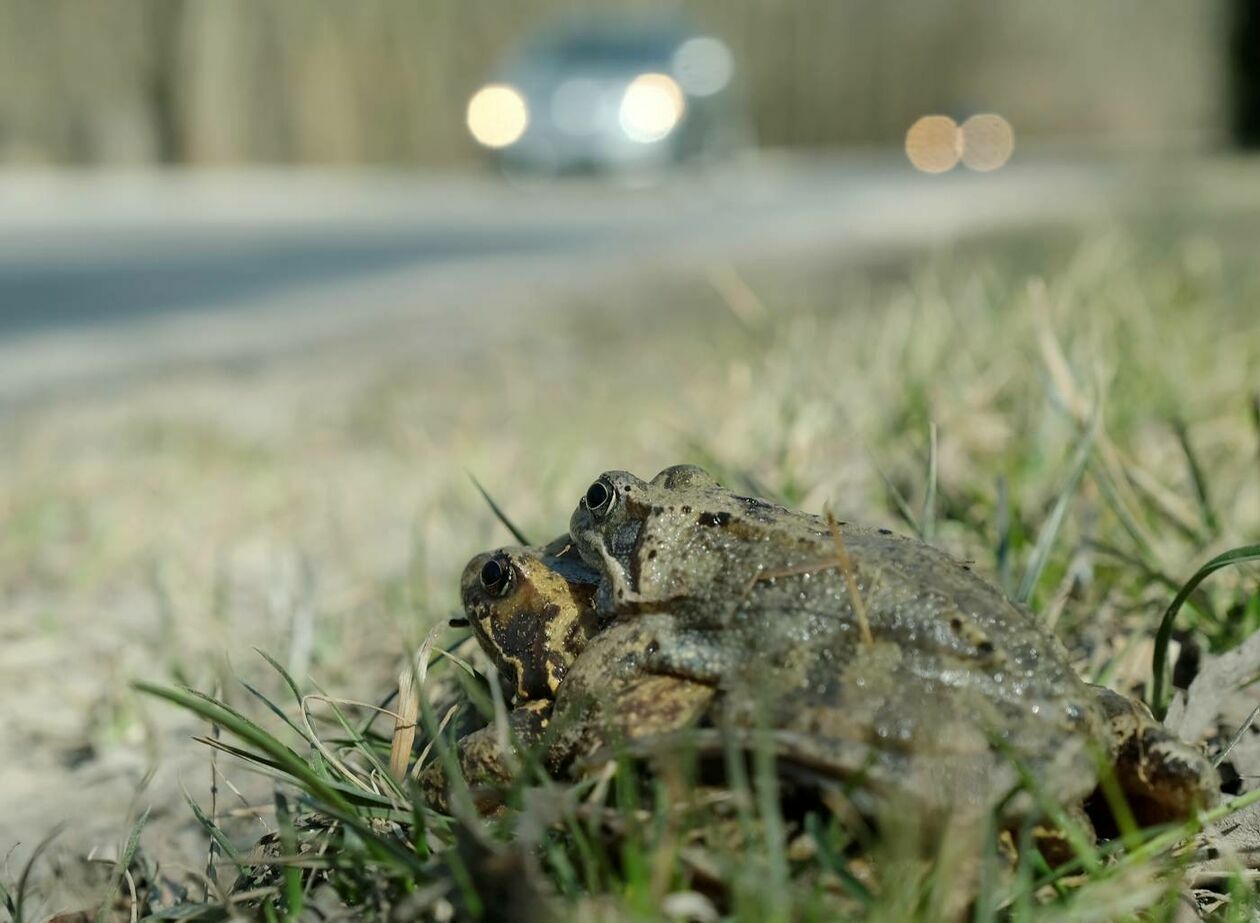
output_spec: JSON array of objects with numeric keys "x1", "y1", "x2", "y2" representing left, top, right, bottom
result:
[
  {"x1": 921, "y1": 422, "x2": 939, "y2": 544},
  {"x1": 1085, "y1": 538, "x2": 1215, "y2": 623},
  {"x1": 12, "y1": 825, "x2": 64, "y2": 923},
  {"x1": 1151, "y1": 543, "x2": 1260, "y2": 718},
  {"x1": 146, "y1": 680, "x2": 429, "y2": 873},
  {"x1": 1171, "y1": 417, "x2": 1220, "y2": 536},
  {"x1": 431, "y1": 644, "x2": 479, "y2": 678},
  {"x1": 989, "y1": 732, "x2": 1102, "y2": 875},
  {"x1": 175, "y1": 685, "x2": 313, "y2": 768},
  {"x1": 240, "y1": 680, "x2": 311, "y2": 743},
  {"x1": 95, "y1": 807, "x2": 149, "y2": 923},
  {"x1": 135, "y1": 681, "x2": 352, "y2": 812},
  {"x1": 275, "y1": 792, "x2": 304, "y2": 918},
  {"x1": 321, "y1": 695, "x2": 407, "y2": 802},
  {"x1": 194, "y1": 731, "x2": 401, "y2": 810},
  {"x1": 255, "y1": 648, "x2": 306, "y2": 707},
  {"x1": 404, "y1": 779, "x2": 431, "y2": 859},
  {"x1": 1250, "y1": 392, "x2": 1260, "y2": 462},
  {"x1": 193, "y1": 734, "x2": 289, "y2": 774},
  {"x1": 804, "y1": 813, "x2": 873, "y2": 908},
  {"x1": 1084, "y1": 539, "x2": 1179, "y2": 594},
  {"x1": 995, "y1": 476, "x2": 1014, "y2": 596},
  {"x1": 1017, "y1": 414, "x2": 1098, "y2": 605},
  {"x1": 181, "y1": 791, "x2": 247, "y2": 878},
  {"x1": 1088, "y1": 457, "x2": 1161, "y2": 571},
  {"x1": 468, "y1": 473, "x2": 530, "y2": 546},
  {"x1": 750, "y1": 733, "x2": 789, "y2": 916},
  {"x1": 0, "y1": 878, "x2": 14, "y2": 921},
  {"x1": 873, "y1": 462, "x2": 922, "y2": 538},
  {"x1": 142, "y1": 905, "x2": 231, "y2": 921}
]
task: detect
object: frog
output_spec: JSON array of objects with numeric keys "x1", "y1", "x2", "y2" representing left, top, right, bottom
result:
[
  {"x1": 458, "y1": 533, "x2": 603, "y2": 705},
  {"x1": 421, "y1": 536, "x2": 712, "y2": 811},
  {"x1": 566, "y1": 464, "x2": 1220, "y2": 831}
]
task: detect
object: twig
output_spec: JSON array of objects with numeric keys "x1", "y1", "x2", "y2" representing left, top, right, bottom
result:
[
  {"x1": 1214, "y1": 700, "x2": 1260, "y2": 769},
  {"x1": 826, "y1": 506, "x2": 874, "y2": 647},
  {"x1": 745, "y1": 505, "x2": 874, "y2": 646}
]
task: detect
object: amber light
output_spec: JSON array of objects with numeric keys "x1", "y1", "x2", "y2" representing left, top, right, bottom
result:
[{"x1": 905, "y1": 115, "x2": 961, "y2": 173}]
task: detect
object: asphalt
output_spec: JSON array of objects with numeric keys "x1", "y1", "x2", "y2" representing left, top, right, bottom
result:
[{"x1": 0, "y1": 156, "x2": 1121, "y2": 399}]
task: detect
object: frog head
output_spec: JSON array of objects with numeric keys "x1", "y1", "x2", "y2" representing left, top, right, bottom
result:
[
  {"x1": 568, "y1": 465, "x2": 741, "y2": 612},
  {"x1": 459, "y1": 535, "x2": 601, "y2": 703}
]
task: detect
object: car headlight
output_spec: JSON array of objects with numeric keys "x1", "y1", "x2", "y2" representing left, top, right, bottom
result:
[
  {"x1": 671, "y1": 36, "x2": 734, "y2": 97},
  {"x1": 467, "y1": 84, "x2": 529, "y2": 149},
  {"x1": 618, "y1": 73, "x2": 685, "y2": 143}
]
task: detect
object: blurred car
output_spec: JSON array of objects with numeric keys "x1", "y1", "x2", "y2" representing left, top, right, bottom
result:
[{"x1": 465, "y1": 14, "x2": 749, "y2": 174}]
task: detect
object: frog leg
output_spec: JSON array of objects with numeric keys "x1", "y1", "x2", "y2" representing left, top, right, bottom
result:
[
  {"x1": 550, "y1": 673, "x2": 717, "y2": 773},
  {"x1": 1089, "y1": 684, "x2": 1219, "y2": 826},
  {"x1": 1027, "y1": 800, "x2": 1097, "y2": 867},
  {"x1": 539, "y1": 616, "x2": 718, "y2": 773},
  {"x1": 419, "y1": 698, "x2": 553, "y2": 813},
  {"x1": 641, "y1": 620, "x2": 737, "y2": 686}
]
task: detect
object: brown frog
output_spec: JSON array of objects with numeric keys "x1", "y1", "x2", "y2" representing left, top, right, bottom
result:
[
  {"x1": 459, "y1": 534, "x2": 602, "y2": 705},
  {"x1": 566, "y1": 464, "x2": 1219, "y2": 829},
  {"x1": 421, "y1": 537, "x2": 712, "y2": 810}
]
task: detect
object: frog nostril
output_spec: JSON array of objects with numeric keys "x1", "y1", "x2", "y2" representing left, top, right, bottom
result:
[
  {"x1": 479, "y1": 557, "x2": 512, "y2": 596},
  {"x1": 584, "y1": 478, "x2": 614, "y2": 514}
]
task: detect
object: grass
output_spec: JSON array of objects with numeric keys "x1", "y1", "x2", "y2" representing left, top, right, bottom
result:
[{"x1": 2, "y1": 208, "x2": 1260, "y2": 919}]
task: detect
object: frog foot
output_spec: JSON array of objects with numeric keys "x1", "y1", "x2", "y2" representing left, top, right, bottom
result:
[
  {"x1": 1090, "y1": 685, "x2": 1220, "y2": 826},
  {"x1": 642, "y1": 623, "x2": 737, "y2": 685},
  {"x1": 419, "y1": 699, "x2": 553, "y2": 814}
]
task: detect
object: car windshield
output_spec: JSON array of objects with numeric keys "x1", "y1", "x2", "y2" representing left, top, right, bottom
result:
[{"x1": 545, "y1": 30, "x2": 677, "y2": 66}]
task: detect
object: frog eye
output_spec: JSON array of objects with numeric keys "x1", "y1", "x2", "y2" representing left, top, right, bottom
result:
[
  {"x1": 584, "y1": 477, "x2": 615, "y2": 516},
  {"x1": 479, "y1": 556, "x2": 513, "y2": 597}
]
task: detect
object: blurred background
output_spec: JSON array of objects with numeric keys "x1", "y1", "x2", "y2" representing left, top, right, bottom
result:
[
  {"x1": 0, "y1": 1, "x2": 1245, "y2": 165},
  {"x1": 1, "y1": 0, "x2": 1255, "y2": 393},
  {"x1": 4, "y1": 0, "x2": 1260, "y2": 911}
]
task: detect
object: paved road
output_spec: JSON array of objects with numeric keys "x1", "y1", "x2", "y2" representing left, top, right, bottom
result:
[
  {"x1": 0, "y1": 225, "x2": 605, "y2": 336},
  {"x1": 0, "y1": 157, "x2": 1120, "y2": 398}
]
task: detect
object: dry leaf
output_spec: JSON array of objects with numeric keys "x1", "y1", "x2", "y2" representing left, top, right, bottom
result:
[{"x1": 1165, "y1": 628, "x2": 1260, "y2": 746}]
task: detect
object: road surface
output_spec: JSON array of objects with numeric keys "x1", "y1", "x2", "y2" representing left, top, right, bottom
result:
[{"x1": 0, "y1": 156, "x2": 1120, "y2": 399}]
